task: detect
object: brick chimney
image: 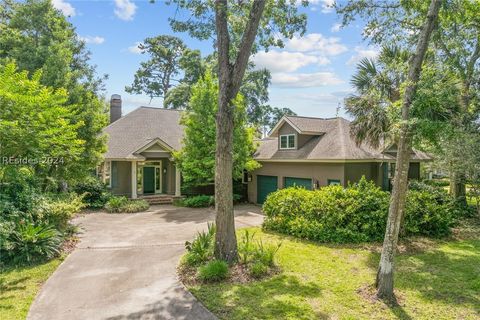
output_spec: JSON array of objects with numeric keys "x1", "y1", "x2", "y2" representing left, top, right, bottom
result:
[{"x1": 110, "y1": 94, "x2": 122, "y2": 123}]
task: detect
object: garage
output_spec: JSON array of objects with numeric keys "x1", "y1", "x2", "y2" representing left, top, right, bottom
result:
[
  {"x1": 284, "y1": 177, "x2": 312, "y2": 190},
  {"x1": 257, "y1": 175, "x2": 278, "y2": 204}
]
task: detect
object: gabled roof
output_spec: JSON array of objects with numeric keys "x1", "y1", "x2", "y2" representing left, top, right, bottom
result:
[
  {"x1": 103, "y1": 107, "x2": 183, "y2": 160},
  {"x1": 255, "y1": 116, "x2": 431, "y2": 161},
  {"x1": 269, "y1": 115, "x2": 331, "y2": 136}
]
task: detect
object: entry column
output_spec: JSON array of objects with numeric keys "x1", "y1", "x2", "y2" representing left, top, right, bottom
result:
[
  {"x1": 131, "y1": 161, "x2": 137, "y2": 199},
  {"x1": 175, "y1": 166, "x2": 181, "y2": 197}
]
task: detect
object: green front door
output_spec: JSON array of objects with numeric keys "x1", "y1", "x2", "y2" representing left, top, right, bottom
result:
[
  {"x1": 257, "y1": 175, "x2": 278, "y2": 204},
  {"x1": 143, "y1": 167, "x2": 155, "y2": 194},
  {"x1": 284, "y1": 177, "x2": 312, "y2": 190}
]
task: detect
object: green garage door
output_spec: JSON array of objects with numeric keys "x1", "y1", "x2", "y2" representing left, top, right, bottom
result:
[
  {"x1": 284, "y1": 177, "x2": 312, "y2": 190},
  {"x1": 257, "y1": 175, "x2": 278, "y2": 204}
]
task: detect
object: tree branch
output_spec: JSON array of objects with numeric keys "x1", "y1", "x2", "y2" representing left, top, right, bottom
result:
[{"x1": 231, "y1": 0, "x2": 267, "y2": 97}]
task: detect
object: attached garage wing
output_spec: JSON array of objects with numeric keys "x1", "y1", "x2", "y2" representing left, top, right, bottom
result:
[
  {"x1": 257, "y1": 175, "x2": 278, "y2": 204},
  {"x1": 284, "y1": 177, "x2": 312, "y2": 190}
]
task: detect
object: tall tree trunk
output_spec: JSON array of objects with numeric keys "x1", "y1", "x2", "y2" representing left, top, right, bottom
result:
[
  {"x1": 376, "y1": 0, "x2": 442, "y2": 301},
  {"x1": 214, "y1": 0, "x2": 266, "y2": 263}
]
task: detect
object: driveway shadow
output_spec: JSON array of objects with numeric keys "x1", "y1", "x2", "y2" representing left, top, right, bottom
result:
[{"x1": 105, "y1": 284, "x2": 215, "y2": 320}]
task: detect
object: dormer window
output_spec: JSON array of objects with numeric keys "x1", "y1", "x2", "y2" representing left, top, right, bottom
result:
[{"x1": 280, "y1": 134, "x2": 296, "y2": 149}]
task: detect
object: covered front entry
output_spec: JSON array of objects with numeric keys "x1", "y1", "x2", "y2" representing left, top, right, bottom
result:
[{"x1": 138, "y1": 161, "x2": 162, "y2": 195}]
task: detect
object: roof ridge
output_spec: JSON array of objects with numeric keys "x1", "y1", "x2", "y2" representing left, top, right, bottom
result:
[
  {"x1": 139, "y1": 106, "x2": 182, "y2": 112},
  {"x1": 336, "y1": 117, "x2": 347, "y2": 158},
  {"x1": 103, "y1": 106, "x2": 145, "y2": 130},
  {"x1": 286, "y1": 115, "x2": 348, "y2": 121}
]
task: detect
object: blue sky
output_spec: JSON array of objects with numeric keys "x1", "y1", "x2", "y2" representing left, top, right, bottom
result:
[{"x1": 53, "y1": 0, "x2": 377, "y2": 118}]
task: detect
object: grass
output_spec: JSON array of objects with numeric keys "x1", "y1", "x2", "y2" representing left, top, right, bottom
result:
[
  {"x1": 0, "y1": 258, "x2": 63, "y2": 320},
  {"x1": 187, "y1": 225, "x2": 480, "y2": 320}
]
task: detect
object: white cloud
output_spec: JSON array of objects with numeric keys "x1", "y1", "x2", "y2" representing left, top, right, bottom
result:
[
  {"x1": 331, "y1": 23, "x2": 342, "y2": 33},
  {"x1": 79, "y1": 36, "x2": 105, "y2": 45},
  {"x1": 114, "y1": 0, "x2": 137, "y2": 21},
  {"x1": 272, "y1": 72, "x2": 343, "y2": 88},
  {"x1": 321, "y1": 0, "x2": 335, "y2": 13},
  {"x1": 286, "y1": 33, "x2": 347, "y2": 56},
  {"x1": 52, "y1": 0, "x2": 76, "y2": 17},
  {"x1": 128, "y1": 42, "x2": 143, "y2": 54},
  {"x1": 253, "y1": 51, "x2": 329, "y2": 73},
  {"x1": 346, "y1": 46, "x2": 379, "y2": 66}
]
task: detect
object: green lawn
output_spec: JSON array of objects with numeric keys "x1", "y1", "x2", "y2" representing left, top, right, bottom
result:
[
  {"x1": 0, "y1": 258, "x2": 63, "y2": 320},
  {"x1": 188, "y1": 227, "x2": 480, "y2": 320}
]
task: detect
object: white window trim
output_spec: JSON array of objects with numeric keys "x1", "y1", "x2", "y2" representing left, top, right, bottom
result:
[
  {"x1": 103, "y1": 160, "x2": 112, "y2": 188},
  {"x1": 279, "y1": 134, "x2": 296, "y2": 150}
]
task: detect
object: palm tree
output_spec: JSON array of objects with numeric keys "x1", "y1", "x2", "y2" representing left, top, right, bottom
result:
[{"x1": 345, "y1": 45, "x2": 408, "y2": 148}]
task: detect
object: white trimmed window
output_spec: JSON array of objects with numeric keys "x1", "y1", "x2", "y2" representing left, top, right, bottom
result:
[
  {"x1": 280, "y1": 134, "x2": 296, "y2": 149},
  {"x1": 102, "y1": 161, "x2": 111, "y2": 187}
]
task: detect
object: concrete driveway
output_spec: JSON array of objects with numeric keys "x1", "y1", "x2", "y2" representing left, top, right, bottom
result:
[{"x1": 28, "y1": 204, "x2": 264, "y2": 320}]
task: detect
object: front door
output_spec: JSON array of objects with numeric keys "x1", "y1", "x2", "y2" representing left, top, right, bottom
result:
[{"x1": 143, "y1": 167, "x2": 155, "y2": 194}]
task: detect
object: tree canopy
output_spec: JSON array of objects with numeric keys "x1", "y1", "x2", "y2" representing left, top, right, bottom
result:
[
  {"x1": 174, "y1": 71, "x2": 259, "y2": 186},
  {"x1": 0, "y1": 0, "x2": 108, "y2": 184}
]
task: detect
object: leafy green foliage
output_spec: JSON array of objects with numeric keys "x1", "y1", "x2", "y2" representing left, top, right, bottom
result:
[
  {"x1": 174, "y1": 72, "x2": 260, "y2": 186},
  {"x1": 72, "y1": 177, "x2": 112, "y2": 208},
  {"x1": 184, "y1": 223, "x2": 216, "y2": 266},
  {"x1": 198, "y1": 260, "x2": 229, "y2": 282},
  {"x1": 125, "y1": 35, "x2": 187, "y2": 106},
  {"x1": 181, "y1": 195, "x2": 214, "y2": 208},
  {"x1": 104, "y1": 197, "x2": 149, "y2": 213},
  {"x1": 3, "y1": 223, "x2": 62, "y2": 264},
  {"x1": 104, "y1": 196, "x2": 128, "y2": 213},
  {"x1": 0, "y1": 63, "x2": 84, "y2": 188},
  {"x1": 35, "y1": 194, "x2": 85, "y2": 232},
  {"x1": 0, "y1": 0, "x2": 107, "y2": 184},
  {"x1": 238, "y1": 229, "x2": 281, "y2": 277},
  {"x1": 249, "y1": 261, "x2": 269, "y2": 279},
  {"x1": 263, "y1": 177, "x2": 459, "y2": 242}
]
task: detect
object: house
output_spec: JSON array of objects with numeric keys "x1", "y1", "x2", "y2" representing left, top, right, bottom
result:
[
  {"x1": 99, "y1": 95, "x2": 183, "y2": 201},
  {"x1": 248, "y1": 116, "x2": 430, "y2": 203},
  {"x1": 100, "y1": 95, "x2": 430, "y2": 204}
]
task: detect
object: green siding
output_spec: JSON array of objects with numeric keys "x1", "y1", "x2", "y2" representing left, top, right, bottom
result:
[
  {"x1": 257, "y1": 175, "x2": 278, "y2": 204},
  {"x1": 284, "y1": 177, "x2": 312, "y2": 190}
]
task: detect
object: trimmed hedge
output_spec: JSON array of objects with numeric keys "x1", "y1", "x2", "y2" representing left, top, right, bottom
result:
[
  {"x1": 105, "y1": 197, "x2": 149, "y2": 213},
  {"x1": 262, "y1": 177, "x2": 458, "y2": 243}
]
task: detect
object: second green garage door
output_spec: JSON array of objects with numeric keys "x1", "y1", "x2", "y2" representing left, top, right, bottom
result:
[
  {"x1": 257, "y1": 175, "x2": 278, "y2": 204},
  {"x1": 284, "y1": 177, "x2": 312, "y2": 190}
]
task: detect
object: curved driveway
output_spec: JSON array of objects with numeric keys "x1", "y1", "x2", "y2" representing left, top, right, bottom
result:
[{"x1": 28, "y1": 204, "x2": 264, "y2": 320}]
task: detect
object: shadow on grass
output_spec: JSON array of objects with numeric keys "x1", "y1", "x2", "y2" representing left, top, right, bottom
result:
[
  {"x1": 0, "y1": 268, "x2": 30, "y2": 311},
  {"x1": 192, "y1": 274, "x2": 324, "y2": 319},
  {"x1": 366, "y1": 239, "x2": 480, "y2": 316}
]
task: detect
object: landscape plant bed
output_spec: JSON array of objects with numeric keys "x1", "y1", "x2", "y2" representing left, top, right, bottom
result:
[
  {"x1": 185, "y1": 226, "x2": 480, "y2": 320},
  {"x1": 178, "y1": 260, "x2": 281, "y2": 286}
]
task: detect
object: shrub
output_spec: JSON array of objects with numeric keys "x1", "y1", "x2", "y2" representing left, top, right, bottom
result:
[
  {"x1": 238, "y1": 229, "x2": 257, "y2": 264},
  {"x1": 184, "y1": 223, "x2": 215, "y2": 266},
  {"x1": 104, "y1": 197, "x2": 149, "y2": 213},
  {"x1": 181, "y1": 195, "x2": 214, "y2": 208},
  {"x1": 238, "y1": 229, "x2": 281, "y2": 270},
  {"x1": 403, "y1": 188, "x2": 456, "y2": 237},
  {"x1": 73, "y1": 177, "x2": 111, "y2": 208},
  {"x1": 198, "y1": 260, "x2": 229, "y2": 282},
  {"x1": 263, "y1": 177, "x2": 458, "y2": 243},
  {"x1": 422, "y1": 179, "x2": 450, "y2": 188},
  {"x1": 250, "y1": 261, "x2": 269, "y2": 278},
  {"x1": 253, "y1": 240, "x2": 281, "y2": 267},
  {"x1": 35, "y1": 194, "x2": 85, "y2": 232},
  {"x1": 122, "y1": 200, "x2": 150, "y2": 213},
  {"x1": 6, "y1": 223, "x2": 62, "y2": 264}
]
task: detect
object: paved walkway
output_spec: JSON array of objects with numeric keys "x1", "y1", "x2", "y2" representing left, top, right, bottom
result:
[{"x1": 27, "y1": 204, "x2": 264, "y2": 320}]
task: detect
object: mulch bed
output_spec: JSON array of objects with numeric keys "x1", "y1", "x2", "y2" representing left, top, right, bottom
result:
[{"x1": 178, "y1": 262, "x2": 280, "y2": 286}]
